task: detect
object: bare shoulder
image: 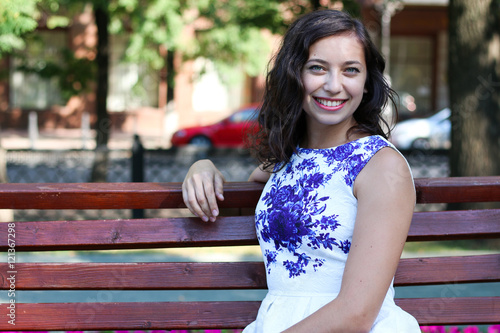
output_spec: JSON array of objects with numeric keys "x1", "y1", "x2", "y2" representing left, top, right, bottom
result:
[
  {"x1": 354, "y1": 147, "x2": 414, "y2": 200},
  {"x1": 366, "y1": 146, "x2": 411, "y2": 175}
]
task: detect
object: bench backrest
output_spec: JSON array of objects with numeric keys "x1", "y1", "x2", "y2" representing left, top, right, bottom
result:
[{"x1": 0, "y1": 176, "x2": 499, "y2": 330}]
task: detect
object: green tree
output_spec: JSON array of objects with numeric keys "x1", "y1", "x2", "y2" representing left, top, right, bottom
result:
[
  {"x1": 0, "y1": 0, "x2": 40, "y2": 56},
  {"x1": 113, "y1": 0, "x2": 286, "y2": 106},
  {"x1": 109, "y1": 0, "x2": 186, "y2": 106},
  {"x1": 448, "y1": 0, "x2": 500, "y2": 203}
]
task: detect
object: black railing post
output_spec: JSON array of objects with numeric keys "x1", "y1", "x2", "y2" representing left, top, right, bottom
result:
[{"x1": 131, "y1": 134, "x2": 145, "y2": 218}]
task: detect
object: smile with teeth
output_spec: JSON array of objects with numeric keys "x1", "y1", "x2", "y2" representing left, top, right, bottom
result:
[{"x1": 314, "y1": 97, "x2": 347, "y2": 108}]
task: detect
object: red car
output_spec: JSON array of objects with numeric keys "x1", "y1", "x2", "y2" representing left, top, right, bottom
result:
[{"x1": 170, "y1": 104, "x2": 260, "y2": 148}]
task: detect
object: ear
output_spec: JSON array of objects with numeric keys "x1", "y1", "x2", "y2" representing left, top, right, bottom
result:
[{"x1": 364, "y1": 88, "x2": 368, "y2": 93}]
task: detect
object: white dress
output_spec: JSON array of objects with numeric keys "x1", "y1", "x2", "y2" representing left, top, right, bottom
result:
[{"x1": 244, "y1": 135, "x2": 420, "y2": 333}]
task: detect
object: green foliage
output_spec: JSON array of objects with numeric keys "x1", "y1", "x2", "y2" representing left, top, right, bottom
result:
[
  {"x1": 341, "y1": 0, "x2": 361, "y2": 17},
  {"x1": 6, "y1": 0, "x2": 95, "y2": 101},
  {"x1": 194, "y1": 0, "x2": 285, "y2": 33},
  {"x1": 108, "y1": 0, "x2": 288, "y2": 82},
  {"x1": 46, "y1": 15, "x2": 71, "y2": 29},
  {"x1": 184, "y1": 0, "x2": 285, "y2": 83},
  {"x1": 0, "y1": 0, "x2": 41, "y2": 55},
  {"x1": 110, "y1": 0, "x2": 185, "y2": 69}
]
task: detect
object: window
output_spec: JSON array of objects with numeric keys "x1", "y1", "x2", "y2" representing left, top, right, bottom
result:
[
  {"x1": 10, "y1": 31, "x2": 66, "y2": 109},
  {"x1": 390, "y1": 37, "x2": 433, "y2": 118},
  {"x1": 107, "y1": 35, "x2": 159, "y2": 111}
]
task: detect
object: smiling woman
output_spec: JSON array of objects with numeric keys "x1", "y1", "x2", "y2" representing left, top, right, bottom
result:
[{"x1": 181, "y1": 9, "x2": 420, "y2": 333}]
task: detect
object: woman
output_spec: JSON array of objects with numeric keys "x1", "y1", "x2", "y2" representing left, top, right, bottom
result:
[{"x1": 182, "y1": 9, "x2": 420, "y2": 333}]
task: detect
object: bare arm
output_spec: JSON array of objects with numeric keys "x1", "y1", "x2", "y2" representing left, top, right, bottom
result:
[
  {"x1": 182, "y1": 161, "x2": 269, "y2": 222},
  {"x1": 248, "y1": 164, "x2": 271, "y2": 183},
  {"x1": 182, "y1": 159, "x2": 225, "y2": 222},
  {"x1": 283, "y1": 148, "x2": 415, "y2": 333}
]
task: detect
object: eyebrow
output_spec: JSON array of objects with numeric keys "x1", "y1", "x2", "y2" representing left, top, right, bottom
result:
[
  {"x1": 344, "y1": 60, "x2": 364, "y2": 66},
  {"x1": 305, "y1": 59, "x2": 364, "y2": 67}
]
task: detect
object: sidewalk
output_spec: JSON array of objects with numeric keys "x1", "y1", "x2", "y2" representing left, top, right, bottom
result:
[{"x1": 0, "y1": 129, "x2": 169, "y2": 150}]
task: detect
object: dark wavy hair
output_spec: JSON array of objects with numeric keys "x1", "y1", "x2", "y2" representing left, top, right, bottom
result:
[{"x1": 250, "y1": 9, "x2": 397, "y2": 170}]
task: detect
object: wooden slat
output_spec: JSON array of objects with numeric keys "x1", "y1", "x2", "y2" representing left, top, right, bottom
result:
[
  {"x1": 0, "y1": 262, "x2": 267, "y2": 290},
  {"x1": 415, "y1": 176, "x2": 500, "y2": 204},
  {"x1": 1, "y1": 254, "x2": 498, "y2": 290},
  {"x1": 0, "y1": 176, "x2": 498, "y2": 211},
  {"x1": 0, "y1": 298, "x2": 498, "y2": 330},
  {"x1": 0, "y1": 301, "x2": 261, "y2": 331},
  {"x1": 407, "y1": 209, "x2": 500, "y2": 241},
  {"x1": 1, "y1": 209, "x2": 499, "y2": 252},
  {"x1": 0, "y1": 182, "x2": 263, "y2": 210},
  {"x1": 395, "y1": 254, "x2": 500, "y2": 286},
  {"x1": 0, "y1": 254, "x2": 500, "y2": 290},
  {"x1": 397, "y1": 297, "x2": 500, "y2": 325},
  {"x1": 0, "y1": 216, "x2": 258, "y2": 251}
]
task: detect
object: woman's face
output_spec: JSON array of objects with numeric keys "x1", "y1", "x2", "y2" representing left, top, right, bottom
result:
[{"x1": 301, "y1": 33, "x2": 367, "y2": 142}]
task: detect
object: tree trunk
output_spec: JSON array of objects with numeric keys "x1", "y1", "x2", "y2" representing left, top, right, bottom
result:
[
  {"x1": 448, "y1": 0, "x2": 500, "y2": 208},
  {"x1": 166, "y1": 49, "x2": 175, "y2": 105},
  {"x1": 91, "y1": 2, "x2": 110, "y2": 182}
]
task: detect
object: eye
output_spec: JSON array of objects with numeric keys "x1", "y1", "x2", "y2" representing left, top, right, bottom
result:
[
  {"x1": 308, "y1": 64, "x2": 325, "y2": 72},
  {"x1": 345, "y1": 67, "x2": 360, "y2": 74}
]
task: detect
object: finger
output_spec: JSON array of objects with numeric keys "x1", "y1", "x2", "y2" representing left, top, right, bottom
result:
[
  {"x1": 214, "y1": 172, "x2": 225, "y2": 203},
  {"x1": 192, "y1": 176, "x2": 215, "y2": 221},
  {"x1": 183, "y1": 179, "x2": 209, "y2": 222},
  {"x1": 201, "y1": 178, "x2": 220, "y2": 221},
  {"x1": 182, "y1": 180, "x2": 200, "y2": 218}
]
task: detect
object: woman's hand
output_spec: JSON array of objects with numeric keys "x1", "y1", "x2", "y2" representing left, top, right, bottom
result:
[{"x1": 182, "y1": 159, "x2": 225, "y2": 222}]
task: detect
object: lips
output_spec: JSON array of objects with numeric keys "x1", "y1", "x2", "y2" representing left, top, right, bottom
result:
[{"x1": 313, "y1": 97, "x2": 348, "y2": 111}]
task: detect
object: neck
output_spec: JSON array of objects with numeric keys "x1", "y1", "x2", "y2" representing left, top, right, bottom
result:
[{"x1": 303, "y1": 120, "x2": 362, "y2": 149}]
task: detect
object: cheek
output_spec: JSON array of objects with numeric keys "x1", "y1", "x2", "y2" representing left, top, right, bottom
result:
[
  {"x1": 302, "y1": 76, "x2": 322, "y2": 94},
  {"x1": 347, "y1": 79, "x2": 367, "y2": 98}
]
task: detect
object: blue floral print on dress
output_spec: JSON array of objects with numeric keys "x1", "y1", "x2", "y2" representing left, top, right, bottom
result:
[{"x1": 256, "y1": 136, "x2": 389, "y2": 278}]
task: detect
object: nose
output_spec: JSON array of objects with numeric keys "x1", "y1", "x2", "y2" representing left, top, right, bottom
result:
[{"x1": 324, "y1": 71, "x2": 342, "y2": 94}]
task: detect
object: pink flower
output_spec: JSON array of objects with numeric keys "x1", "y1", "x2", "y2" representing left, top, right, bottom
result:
[
  {"x1": 489, "y1": 325, "x2": 500, "y2": 333},
  {"x1": 420, "y1": 326, "x2": 446, "y2": 333},
  {"x1": 463, "y1": 326, "x2": 480, "y2": 333}
]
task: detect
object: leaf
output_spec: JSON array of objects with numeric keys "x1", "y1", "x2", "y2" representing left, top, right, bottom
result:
[{"x1": 46, "y1": 15, "x2": 70, "y2": 29}]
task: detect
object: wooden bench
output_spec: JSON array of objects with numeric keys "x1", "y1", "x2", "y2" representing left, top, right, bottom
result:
[{"x1": 0, "y1": 176, "x2": 499, "y2": 331}]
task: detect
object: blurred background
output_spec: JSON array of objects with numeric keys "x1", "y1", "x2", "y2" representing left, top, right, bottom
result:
[
  {"x1": 0, "y1": 0, "x2": 464, "y2": 189},
  {"x1": 1, "y1": 0, "x2": 452, "y2": 151},
  {"x1": 0, "y1": 1, "x2": 499, "y2": 329},
  {"x1": 1, "y1": 0, "x2": 498, "y2": 182}
]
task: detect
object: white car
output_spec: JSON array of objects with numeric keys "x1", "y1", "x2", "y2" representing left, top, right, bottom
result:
[{"x1": 390, "y1": 108, "x2": 451, "y2": 150}]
